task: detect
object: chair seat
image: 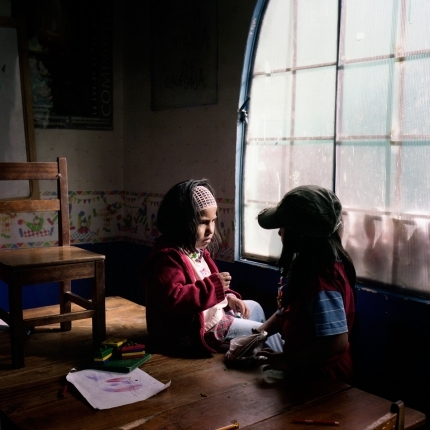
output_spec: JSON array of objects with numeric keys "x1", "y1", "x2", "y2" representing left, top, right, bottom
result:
[
  {"x1": 0, "y1": 246, "x2": 105, "y2": 268},
  {"x1": 0, "y1": 157, "x2": 106, "y2": 368}
]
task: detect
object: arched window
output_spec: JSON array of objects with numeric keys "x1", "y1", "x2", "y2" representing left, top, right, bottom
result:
[{"x1": 236, "y1": 0, "x2": 430, "y2": 298}]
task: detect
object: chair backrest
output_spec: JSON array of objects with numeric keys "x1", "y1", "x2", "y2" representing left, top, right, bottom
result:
[
  {"x1": 362, "y1": 401, "x2": 405, "y2": 430},
  {"x1": 0, "y1": 157, "x2": 70, "y2": 246}
]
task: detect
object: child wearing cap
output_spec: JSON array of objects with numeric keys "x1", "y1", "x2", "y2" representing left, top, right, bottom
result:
[
  {"x1": 141, "y1": 179, "x2": 280, "y2": 357},
  {"x1": 256, "y1": 185, "x2": 356, "y2": 384}
]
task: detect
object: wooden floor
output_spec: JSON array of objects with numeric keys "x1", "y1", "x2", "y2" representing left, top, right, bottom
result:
[{"x1": 0, "y1": 297, "x2": 426, "y2": 430}]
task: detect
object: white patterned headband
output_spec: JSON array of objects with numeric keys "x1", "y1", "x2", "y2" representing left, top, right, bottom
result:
[{"x1": 193, "y1": 186, "x2": 217, "y2": 211}]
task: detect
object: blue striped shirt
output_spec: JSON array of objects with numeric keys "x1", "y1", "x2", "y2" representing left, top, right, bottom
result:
[{"x1": 307, "y1": 290, "x2": 348, "y2": 337}]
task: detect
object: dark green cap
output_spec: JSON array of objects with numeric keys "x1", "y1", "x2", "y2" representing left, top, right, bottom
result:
[{"x1": 257, "y1": 185, "x2": 342, "y2": 238}]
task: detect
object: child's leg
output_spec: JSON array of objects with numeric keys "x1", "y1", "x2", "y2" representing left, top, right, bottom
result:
[
  {"x1": 224, "y1": 316, "x2": 260, "y2": 340},
  {"x1": 224, "y1": 300, "x2": 283, "y2": 352},
  {"x1": 244, "y1": 299, "x2": 266, "y2": 323}
]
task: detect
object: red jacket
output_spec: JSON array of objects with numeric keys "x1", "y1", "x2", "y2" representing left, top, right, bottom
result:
[
  {"x1": 280, "y1": 262, "x2": 355, "y2": 384},
  {"x1": 142, "y1": 238, "x2": 239, "y2": 357}
]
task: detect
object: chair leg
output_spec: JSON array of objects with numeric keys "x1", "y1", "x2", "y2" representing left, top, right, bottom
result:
[
  {"x1": 9, "y1": 283, "x2": 25, "y2": 368},
  {"x1": 60, "y1": 280, "x2": 72, "y2": 331},
  {"x1": 391, "y1": 401, "x2": 405, "y2": 430},
  {"x1": 92, "y1": 260, "x2": 106, "y2": 347}
]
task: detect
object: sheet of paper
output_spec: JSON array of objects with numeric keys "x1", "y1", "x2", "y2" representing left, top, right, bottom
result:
[
  {"x1": 0, "y1": 319, "x2": 9, "y2": 331},
  {"x1": 66, "y1": 368, "x2": 171, "y2": 410}
]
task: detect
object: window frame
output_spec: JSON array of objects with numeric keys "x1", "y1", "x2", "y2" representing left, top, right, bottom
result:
[
  {"x1": 235, "y1": 0, "x2": 430, "y2": 299},
  {"x1": 235, "y1": 0, "x2": 268, "y2": 265}
]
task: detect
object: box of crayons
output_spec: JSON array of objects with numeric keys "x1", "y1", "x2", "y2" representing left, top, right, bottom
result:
[
  {"x1": 93, "y1": 345, "x2": 113, "y2": 363},
  {"x1": 101, "y1": 337, "x2": 127, "y2": 351},
  {"x1": 121, "y1": 341, "x2": 146, "y2": 359},
  {"x1": 93, "y1": 338, "x2": 150, "y2": 373}
]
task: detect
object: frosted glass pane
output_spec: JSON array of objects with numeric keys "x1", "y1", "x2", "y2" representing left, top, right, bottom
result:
[
  {"x1": 243, "y1": 144, "x2": 289, "y2": 204},
  {"x1": 343, "y1": 0, "x2": 396, "y2": 60},
  {"x1": 342, "y1": 211, "x2": 430, "y2": 295},
  {"x1": 287, "y1": 142, "x2": 333, "y2": 188},
  {"x1": 295, "y1": 66, "x2": 336, "y2": 137},
  {"x1": 243, "y1": 141, "x2": 333, "y2": 206},
  {"x1": 342, "y1": 212, "x2": 395, "y2": 285},
  {"x1": 342, "y1": 213, "x2": 378, "y2": 282},
  {"x1": 399, "y1": 142, "x2": 430, "y2": 214},
  {"x1": 394, "y1": 218, "x2": 430, "y2": 293},
  {"x1": 401, "y1": 57, "x2": 430, "y2": 135},
  {"x1": 296, "y1": 0, "x2": 338, "y2": 67},
  {"x1": 243, "y1": 141, "x2": 333, "y2": 261},
  {"x1": 243, "y1": 202, "x2": 282, "y2": 261},
  {"x1": 254, "y1": 0, "x2": 337, "y2": 73},
  {"x1": 338, "y1": 141, "x2": 430, "y2": 214},
  {"x1": 337, "y1": 141, "x2": 389, "y2": 210},
  {"x1": 340, "y1": 60, "x2": 393, "y2": 136},
  {"x1": 240, "y1": 0, "x2": 430, "y2": 297},
  {"x1": 403, "y1": 0, "x2": 430, "y2": 52},
  {"x1": 253, "y1": 0, "x2": 293, "y2": 73},
  {"x1": 247, "y1": 73, "x2": 292, "y2": 140}
]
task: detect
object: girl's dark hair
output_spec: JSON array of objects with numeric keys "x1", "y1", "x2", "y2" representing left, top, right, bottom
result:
[
  {"x1": 156, "y1": 179, "x2": 221, "y2": 254},
  {"x1": 279, "y1": 230, "x2": 356, "y2": 304}
]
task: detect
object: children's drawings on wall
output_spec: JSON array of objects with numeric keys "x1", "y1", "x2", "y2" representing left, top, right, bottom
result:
[
  {"x1": 0, "y1": 213, "x2": 16, "y2": 239},
  {"x1": 0, "y1": 190, "x2": 236, "y2": 261},
  {"x1": 18, "y1": 214, "x2": 55, "y2": 238},
  {"x1": 93, "y1": 202, "x2": 120, "y2": 233},
  {"x1": 0, "y1": 212, "x2": 56, "y2": 244},
  {"x1": 217, "y1": 218, "x2": 234, "y2": 261},
  {"x1": 117, "y1": 211, "x2": 138, "y2": 235},
  {"x1": 138, "y1": 196, "x2": 162, "y2": 243},
  {"x1": 69, "y1": 191, "x2": 121, "y2": 243},
  {"x1": 117, "y1": 194, "x2": 162, "y2": 244},
  {"x1": 70, "y1": 210, "x2": 97, "y2": 242}
]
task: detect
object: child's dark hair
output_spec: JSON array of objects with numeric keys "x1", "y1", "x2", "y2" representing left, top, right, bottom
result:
[
  {"x1": 279, "y1": 230, "x2": 356, "y2": 304},
  {"x1": 156, "y1": 179, "x2": 221, "y2": 254}
]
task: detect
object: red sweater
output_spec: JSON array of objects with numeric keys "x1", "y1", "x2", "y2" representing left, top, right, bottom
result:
[{"x1": 142, "y1": 238, "x2": 238, "y2": 357}]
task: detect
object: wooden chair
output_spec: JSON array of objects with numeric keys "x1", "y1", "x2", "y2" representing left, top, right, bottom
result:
[
  {"x1": 362, "y1": 401, "x2": 405, "y2": 430},
  {"x1": 0, "y1": 157, "x2": 106, "y2": 368}
]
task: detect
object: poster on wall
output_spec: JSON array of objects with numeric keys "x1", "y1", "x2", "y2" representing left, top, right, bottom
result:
[
  {"x1": 23, "y1": 0, "x2": 113, "y2": 130},
  {"x1": 151, "y1": 0, "x2": 218, "y2": 111}
]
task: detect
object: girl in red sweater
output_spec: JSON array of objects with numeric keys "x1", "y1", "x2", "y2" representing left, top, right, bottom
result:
[{"x1": 142, "y1": 179, "x2": 281, "y2": 357}]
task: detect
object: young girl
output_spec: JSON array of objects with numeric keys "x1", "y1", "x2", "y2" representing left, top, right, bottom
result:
[
  {"x1": 142, "y1": 179, "x2": 276, "y2": 357},
  {"x1": 256, "y1": 185, "x2": 356, "y2": 384}
]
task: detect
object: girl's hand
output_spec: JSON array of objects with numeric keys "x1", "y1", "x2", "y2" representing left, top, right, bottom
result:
[
  {"x1": 218, "y1": 272, "x2": 232, "y2": 290},
  {"x1": 256, "y1": 348, "x2": 289, "y2": 371},
  {"x1": 226, "y1": 295, "x2": 251, "y2": 319}
]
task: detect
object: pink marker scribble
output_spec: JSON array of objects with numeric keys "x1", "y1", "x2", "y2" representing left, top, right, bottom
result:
[{"x1": 102, "y1": 376, "x2": 142, "y2": 393}]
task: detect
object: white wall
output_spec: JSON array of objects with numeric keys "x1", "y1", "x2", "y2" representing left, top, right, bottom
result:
[
  {"x1": 122, "y1": 0, "x2": 257, "y2": 200},
  {"x1": 34, "y1": 0, "x2": 125, "y2": 193},
  {"x1": 1, "y1": 1, "x2": 259, "y2": 254},
  {"x1": 30, "y1": 0, "x2": 257, "y2": 209}
]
